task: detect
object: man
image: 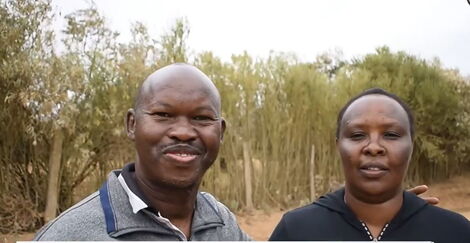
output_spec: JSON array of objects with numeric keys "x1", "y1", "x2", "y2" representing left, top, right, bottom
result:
[{"x1": 34, "y1": 63, "x2": 250, "y2": 240}]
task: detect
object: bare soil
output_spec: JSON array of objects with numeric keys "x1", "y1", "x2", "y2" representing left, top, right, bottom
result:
[
  {"x1": 1, "y1": 233, "x2": 34, "y2": 243},
  {"x1": 2, "y1": 173, "x2": 470, "y2": 242}
]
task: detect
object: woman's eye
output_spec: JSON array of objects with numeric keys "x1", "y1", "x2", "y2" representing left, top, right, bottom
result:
[
  {"x1": 350, "y1": 133, "x2": 365, "y2": 140},
  {"x1": 384, "y1": 132, "x2": 401, "y2": 139}
]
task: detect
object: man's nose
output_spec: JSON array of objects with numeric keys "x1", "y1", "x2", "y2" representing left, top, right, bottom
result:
[
  {"x1": 168, "y1": 117, "x2": 197, "y2": 142},
  {"x1": 362, "y1": 136, "x2": 386, "y2": 156}
]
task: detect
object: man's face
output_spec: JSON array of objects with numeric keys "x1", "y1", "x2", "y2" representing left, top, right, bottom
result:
[
  {"x1": 127, "y1": 74, "x2": 225, "y2": 189},
  {"x1": 337, "y1": 95, "x2": 413, "y2": 202}
]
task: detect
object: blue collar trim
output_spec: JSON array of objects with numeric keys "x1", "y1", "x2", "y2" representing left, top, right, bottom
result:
[{"x1": 99, "y1": 181, "x2": 116, "y2": 234}]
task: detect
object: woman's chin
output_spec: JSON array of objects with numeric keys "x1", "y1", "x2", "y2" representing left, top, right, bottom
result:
[{"x1": 349, "y1": 183, "x2": 402, "y2": 203}]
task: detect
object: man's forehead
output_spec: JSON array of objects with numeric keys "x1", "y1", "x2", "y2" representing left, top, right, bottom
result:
[
  {"x1": 143, "y1": 76, "x2": 217, "y2": 102},
  {"x1": 143, "y1": 86, "x2": 216, "y2": 104},
  {"x1": 146, "y1": 76, "x2": 211, "y2": 92}
]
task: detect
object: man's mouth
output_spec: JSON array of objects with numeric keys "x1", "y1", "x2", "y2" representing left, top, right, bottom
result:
[
  {"x1": 162, "y1": 144, "x2": 202, "y2": 163},
  {"x1": 165, "y1": 152, "x2": 198, "y2": 162},
  {"x1": 362, "y1": 166, "x2": 385, "y2": 171}
]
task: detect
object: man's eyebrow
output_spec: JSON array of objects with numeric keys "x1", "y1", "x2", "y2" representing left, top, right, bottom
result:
[
  {"x1": 145, "y1": 101, "x2": 172, "y2": 108},
  {"x1": 194, "y1": 106, "x2": 218, "y2": 114},
  {"x1": 142, "y1": 102, "x2": 219, "y2": 115}
]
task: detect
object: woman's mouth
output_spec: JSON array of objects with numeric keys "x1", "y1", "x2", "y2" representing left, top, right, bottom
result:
[{"x1": 359, "y1": 163, "x2": 389, "y2": 178}]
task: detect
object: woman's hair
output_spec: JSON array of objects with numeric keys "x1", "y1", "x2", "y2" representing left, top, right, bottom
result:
[{"x1": 335, "y1": 88, "x2": 415, "y2": 139}]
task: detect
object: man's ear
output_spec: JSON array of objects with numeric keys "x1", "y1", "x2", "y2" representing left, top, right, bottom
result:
[
  {"x1": 220, "y1": 118, "x2": 226, "y2": 141},
  {"x1": 126, "y1": 108, "x2": 136, "y2": 140}
]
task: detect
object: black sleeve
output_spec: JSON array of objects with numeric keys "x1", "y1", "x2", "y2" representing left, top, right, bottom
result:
[{"x1": 269, "y1": 215, "x2": 290, "y2": 241}]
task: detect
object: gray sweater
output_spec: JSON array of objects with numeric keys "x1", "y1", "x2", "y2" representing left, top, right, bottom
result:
[{"x1": 34, "y1": 170, "x2": 250, "y2": 241}]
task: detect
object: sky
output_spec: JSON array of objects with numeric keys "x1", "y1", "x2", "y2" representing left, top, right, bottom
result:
[{"x1": 52, "y1": 0, "x2": 470, "y2": 75}]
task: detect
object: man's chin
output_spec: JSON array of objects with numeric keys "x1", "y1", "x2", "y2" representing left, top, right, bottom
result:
[{"x1": 160, "y1": 177, "x2": 201, "y2": 189}]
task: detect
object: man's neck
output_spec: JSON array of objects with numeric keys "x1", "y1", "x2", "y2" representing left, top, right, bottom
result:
[
  {"x1": 344, "y1": 187, "x2": 403, "y2": 239},
  {"x1": 134, "y1": 173, "x2": 199, "y2": 238}
]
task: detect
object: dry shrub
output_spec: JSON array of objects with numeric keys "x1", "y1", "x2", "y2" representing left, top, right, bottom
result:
[{"x1": 0, "y1": 193, "x2": 43, "y2": 234}]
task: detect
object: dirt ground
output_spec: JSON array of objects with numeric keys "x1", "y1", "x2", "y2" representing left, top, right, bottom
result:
[
  {"x1": 1, "y1": 233, "x2": 34, "y2": 243},
  {"x1": 2, "y1": 173, "x2": 470, "y2": 242}
]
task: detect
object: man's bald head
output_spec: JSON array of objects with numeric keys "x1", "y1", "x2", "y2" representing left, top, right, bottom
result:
[{"x1": 134, "y1": 63, "x2": 221, "y2": 115}]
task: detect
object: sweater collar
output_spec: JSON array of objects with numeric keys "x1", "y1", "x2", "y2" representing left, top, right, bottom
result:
[
  {"x1": 100, "y1": 167, "x2": 224, "y2": 238},
  {"x1": 117, "y1": 163, "x2": 148, "y2": 214}
]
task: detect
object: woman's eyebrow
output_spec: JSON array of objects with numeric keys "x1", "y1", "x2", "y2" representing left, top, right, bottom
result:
[{"x1": 344, "y1": 119, "x2": 403, "y2": 128}]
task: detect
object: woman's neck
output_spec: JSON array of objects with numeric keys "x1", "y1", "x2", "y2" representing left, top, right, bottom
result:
[{"x1": 344, "y1": 187, "x2": 403, "y2": 239}]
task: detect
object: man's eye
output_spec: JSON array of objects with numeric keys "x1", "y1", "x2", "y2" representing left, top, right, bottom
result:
[
  {"x1": 153, "y1": 112, "x2": 170, "y2": 118},
  {"x1": 193, "y1": 115, "x2": 212, "y2": 121}
]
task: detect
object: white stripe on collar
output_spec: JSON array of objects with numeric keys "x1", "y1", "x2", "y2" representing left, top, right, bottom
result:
[
  {"x1": 117, "y1": 173, "x2": 188, "y2": 240},
  {"x1": 118, "y1": 173, "x2": 148, "y2": 214}
]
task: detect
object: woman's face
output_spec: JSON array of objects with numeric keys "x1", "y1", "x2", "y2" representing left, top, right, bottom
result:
[{"x1": 337, "y1": 94, "x2": 413, "y2": 203}]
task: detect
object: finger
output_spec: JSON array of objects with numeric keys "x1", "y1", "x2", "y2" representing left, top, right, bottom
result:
[
  {"x1": 422, "y1": 196, "x2": 440, "y2": 205},
  {"x1": 407, "y1": 185, "x2": 428, "y2": 195}
]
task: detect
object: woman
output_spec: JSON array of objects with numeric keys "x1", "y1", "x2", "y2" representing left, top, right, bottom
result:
[{"x1": 269, "y1": 88, "x2": 470, "y2": 242}]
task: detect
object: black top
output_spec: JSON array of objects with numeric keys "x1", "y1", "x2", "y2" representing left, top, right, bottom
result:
[{"x1": 269, "y1": 188, "x2": 470, "y2": 242}]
